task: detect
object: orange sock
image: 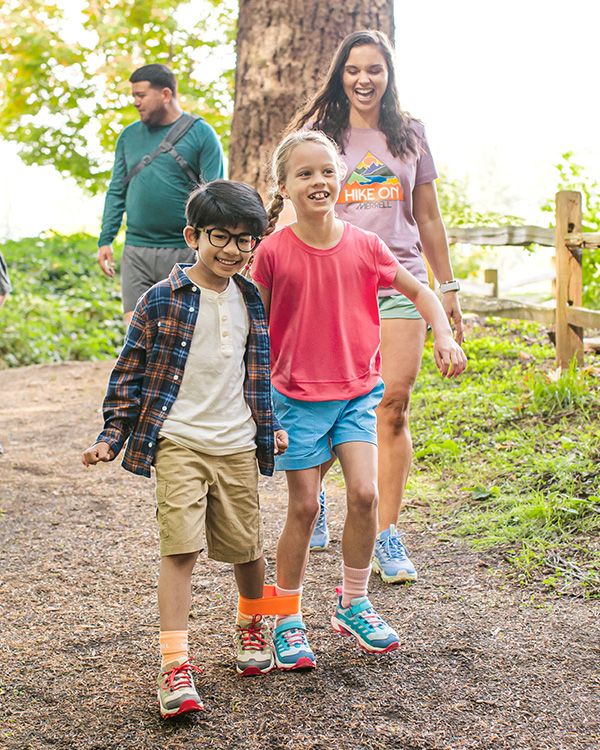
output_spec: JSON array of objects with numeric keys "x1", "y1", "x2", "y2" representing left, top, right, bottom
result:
[{"x1": 159, "y1": 630, "x2": 188, "y2": 669}]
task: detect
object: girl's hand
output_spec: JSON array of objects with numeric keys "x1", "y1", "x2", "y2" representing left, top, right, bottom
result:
[
  {"x1": 82, "y1": 442, "x2": 115, "y2": 466},
  {"x1": 274, "y1": 430, "x2": 289, "y2": 455},
  {"x1": 433, "y1": 334, "x2": 467, "y2": 378},
  {"x1": 441, "y1": 291, "x2": 464, "y2": 345}
]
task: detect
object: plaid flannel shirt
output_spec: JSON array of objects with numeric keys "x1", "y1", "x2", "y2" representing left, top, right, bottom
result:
[{"x1": 97, "y1": 264, "x2": 278, "y2": 477}]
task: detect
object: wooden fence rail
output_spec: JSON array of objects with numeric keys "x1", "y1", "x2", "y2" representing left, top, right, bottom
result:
[{"x1": 447, "y1": 190, "x2": 600, "y2": 368}]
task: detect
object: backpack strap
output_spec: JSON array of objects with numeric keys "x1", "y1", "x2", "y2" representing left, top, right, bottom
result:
[{"x1": 123, "y1": 113, "x2": 201, "y2": 188}]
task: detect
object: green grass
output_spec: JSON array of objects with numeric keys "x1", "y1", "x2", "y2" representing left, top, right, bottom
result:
[
  {"x1": 2, "y1": 234, "x2": 599, "y2": 596},
  {"x1": 0, "y1": 233, "x2": 125, "y2": 367},
  {"x1": 409, "y1": 319, "x2": 600, "y2": 598}
]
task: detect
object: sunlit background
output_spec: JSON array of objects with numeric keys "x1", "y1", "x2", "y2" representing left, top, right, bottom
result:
[{"x1": 1, "y1": 0, "x2": 598, "y2": 243}]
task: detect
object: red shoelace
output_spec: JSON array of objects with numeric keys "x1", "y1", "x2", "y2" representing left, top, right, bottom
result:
[
  {"x1": 161, "y1": 661, "x2": 203, "y2": 691},
  {"x1": 238, "y1": 615, "x2": 269, "y2": 651}
]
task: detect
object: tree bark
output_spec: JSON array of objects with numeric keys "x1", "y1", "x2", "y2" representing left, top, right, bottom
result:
[{"x1": 229, "y1": 0, "x2": 395, "y2": 197}]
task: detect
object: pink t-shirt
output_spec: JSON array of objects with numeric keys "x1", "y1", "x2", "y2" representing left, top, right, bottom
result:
[
  {"x1": 252, "y1": 222, "x2": 399, "y2": 401},
  {"x1": 334, "y1": 121, "x2": 438, "y2": 290}
]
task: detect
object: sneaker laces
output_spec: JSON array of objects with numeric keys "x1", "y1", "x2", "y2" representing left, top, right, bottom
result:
[
  {"x1": 161, "y1": 661, "x2": 202, "y2": 691},
  {"x1": 380, "y1": 532, "x2": 409, "y2": 562},
  {"x1": 358, "y1": 606, "x2": 388, "y2": 633},
  {"x1": 278, "y1": 626, "x2": 308, "y2": 650},
  {"x1": 314, "y1": 503, "x2": 327, "y2": 533},
  {"x1": 238, "y1": 615, "x2": 269, "y2": 651}
]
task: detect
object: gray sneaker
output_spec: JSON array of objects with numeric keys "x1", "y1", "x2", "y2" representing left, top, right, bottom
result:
[
  {"x1": 157, "y1": 660, "x2": 204, "y2": 719},
  {"x1": 234, "y1": 615, "x2": 275, "y2": 676}
]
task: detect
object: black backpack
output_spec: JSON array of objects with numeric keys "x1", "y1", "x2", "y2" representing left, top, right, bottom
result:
[{"x1": 123, "y1": 113, "x2": 201, "y2": 188}]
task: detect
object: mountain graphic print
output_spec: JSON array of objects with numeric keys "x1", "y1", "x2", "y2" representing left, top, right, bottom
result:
[{"x1": 337, "y1": 152, "x2": 404, "y2": 205}]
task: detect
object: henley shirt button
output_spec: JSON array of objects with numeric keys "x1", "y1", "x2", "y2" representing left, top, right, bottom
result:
[
  {"x1": 174, "y1": 375, "x2": 179, "y2": 381},
  {"x1": 189, "y1": 307, "x2": 195, "y2": 312},
  {"x1": 181, "y1": 341, "x2": 187, "y2": 347},
  {"x1": 192, "y1": 286, "x2": 197, "y2": 292},
  {"x1": 161, "y1": 406, "x2": 167, "y2": 411},
  {"x1": 148, "y1": 441, "x2": 153, "y2": 448},
  {"x1": 222, "y1": 330, "x2": 229, "y2": 337}
]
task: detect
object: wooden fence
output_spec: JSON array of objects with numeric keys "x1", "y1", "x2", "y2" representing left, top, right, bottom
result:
[{"x1": 447, "y1": 190, "x2": 600, "y2": 368}]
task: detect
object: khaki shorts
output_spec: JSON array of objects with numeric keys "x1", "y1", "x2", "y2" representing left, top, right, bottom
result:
[
  {"x1": 153, "y1": 438, "x2": 262, "y2": 563},
  {"x1": 121, "y1": 244, "x2": 197, "y2": 313}
]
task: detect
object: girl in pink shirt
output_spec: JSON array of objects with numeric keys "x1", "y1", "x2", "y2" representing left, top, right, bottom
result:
[{"x1": 252, "y1": 130, "x2": 466, "y2": 670}]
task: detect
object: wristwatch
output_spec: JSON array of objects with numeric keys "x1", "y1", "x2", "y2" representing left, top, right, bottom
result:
[{"x1": 439, "y1": 279, "x2": 460, "y2": 293}]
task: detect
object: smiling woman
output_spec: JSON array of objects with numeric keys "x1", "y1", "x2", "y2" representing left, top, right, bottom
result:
[{"x1": 286, "y1": 30, "x2": 464, "y2": 580}]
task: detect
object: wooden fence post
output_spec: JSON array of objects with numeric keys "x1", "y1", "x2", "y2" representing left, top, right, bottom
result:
[
  {"x1": 484, "y1": 268, "x2": 499, "y2": 297},
  {"x1": 555, "y1": 191, "x2": 583, "y2": 367}
]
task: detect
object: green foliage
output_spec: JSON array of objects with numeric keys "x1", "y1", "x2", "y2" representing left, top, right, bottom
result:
[
  {"x1": 541, "y1": 152, "x2": 600, "y2": 308},
  {"x1": 0, "y1": 0, "x2": 237, "y2": 193},
  {"x1": 0, "y1": 233, "x2": 125, "y2": 366},
  {"x1": 409, "y1": 320, "x2": 600, "y2": 597},
  {"x1": 528, "y1": 359, "x2": 594, "y2": 417},
  {"x1": 437, "y1": 173, "x2": 524, "y2": 278}
]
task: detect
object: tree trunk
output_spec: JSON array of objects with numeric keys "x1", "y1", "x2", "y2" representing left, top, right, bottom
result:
[{"x1": 229, "y1": 0, "x2": 394, "y2": 197}]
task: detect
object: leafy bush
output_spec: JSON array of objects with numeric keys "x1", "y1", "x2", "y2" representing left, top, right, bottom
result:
[
  {"x1": 542, "y1": 152, "x2": 600, "y2": 309},
  {"x1": 0, "y1": 233, "x2": 125, "y2": 367}
]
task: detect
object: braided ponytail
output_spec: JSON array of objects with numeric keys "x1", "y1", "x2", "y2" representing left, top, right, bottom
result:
[{"x1": 265, "y1": 192, "x2": 285, "y2": 236}]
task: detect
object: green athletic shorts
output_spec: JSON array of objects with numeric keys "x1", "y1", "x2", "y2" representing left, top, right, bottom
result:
[{"x1": 378, "y1": 294, "x2": 422, "y2": 320}]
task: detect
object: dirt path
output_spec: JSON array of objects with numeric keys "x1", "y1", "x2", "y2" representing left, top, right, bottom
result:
[{"x1": 1, "y1": 360, "x2": 598, "y2": 750}]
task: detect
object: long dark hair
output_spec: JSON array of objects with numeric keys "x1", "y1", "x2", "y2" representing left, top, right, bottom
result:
[{"x1": 287, "y1": 30, "x2": 419, "y2": 160}]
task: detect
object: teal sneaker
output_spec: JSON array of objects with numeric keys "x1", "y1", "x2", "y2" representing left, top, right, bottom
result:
[
  {"x1": 331, "y1": 588, "x2": 400, "y2": 654},
  {"x1": 372, "y1": 524, "x2": 418, "y2": 583},
  {"x1": 273, "y1": 616, "x2": 316, "y2": 670},
  {"x1": 309, "y1": 488, "x2": 329, "y2": 551}
]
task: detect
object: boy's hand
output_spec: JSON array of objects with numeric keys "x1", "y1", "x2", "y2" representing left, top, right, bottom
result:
[
  {"x1": 433, "y1": 334, "x2": 468, "y2": 378},
  {"x1": 82, "y1": 442, "x2": 115, "y2": 466},
  {"x1": 274, "y1": 430, "x2": 288, "y2": 455}
]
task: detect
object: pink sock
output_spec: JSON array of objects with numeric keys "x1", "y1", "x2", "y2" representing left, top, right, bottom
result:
[
  {"x1": 341, "y1": 563, "x2": 370, "y2": 607},
  {"x1": 275, "y1": 584, "x2": 302, "y2": 627}
]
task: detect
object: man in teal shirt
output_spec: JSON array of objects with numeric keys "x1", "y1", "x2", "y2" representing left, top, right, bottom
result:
[{"x1": 97, "y1": 64, "x2": 224, "y2": 322}]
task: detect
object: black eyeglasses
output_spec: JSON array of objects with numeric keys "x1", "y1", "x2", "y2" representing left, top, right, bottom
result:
[{"x1": 199, "y1": 227, "x2": 260, "y2": 253}]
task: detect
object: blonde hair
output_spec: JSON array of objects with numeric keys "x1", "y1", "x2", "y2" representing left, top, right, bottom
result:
[{"x1": 265, "y1": 130, "x2": 345, "y2": 234}]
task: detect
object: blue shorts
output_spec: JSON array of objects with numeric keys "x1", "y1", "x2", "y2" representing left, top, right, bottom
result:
[{"x1": 272, "y1": 380, "x2": 385, "y2": 471}]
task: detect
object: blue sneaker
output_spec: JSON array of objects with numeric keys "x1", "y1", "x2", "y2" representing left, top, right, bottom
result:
[
  {"x1": 372, "y1": 524, "x2": 418, "y2": 583},
  {"x1": 309, "y1": 488, "x2": 329, "y2": 551},
  {"x1": 273, "y1": 616, "x2": 316, "y2": 670},
  {"x1": 331, "y1": 589, "x2": 400, "y2": 653}
]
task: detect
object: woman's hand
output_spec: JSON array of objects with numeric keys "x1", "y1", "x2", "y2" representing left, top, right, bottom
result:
[
  {"x1": 441, "y1": 291, "x2": 464, "y2": 345},
  {"x1": 433, "y1": 334, "x2": 467, "y2": 378}
]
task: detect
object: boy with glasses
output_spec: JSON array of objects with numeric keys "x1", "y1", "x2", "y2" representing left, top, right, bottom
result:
[{"x1": 82, "y1": 180, "x2": 287, "y2": 718}]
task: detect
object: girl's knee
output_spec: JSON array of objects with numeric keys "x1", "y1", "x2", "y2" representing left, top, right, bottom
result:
[
  {"x1": 347, "y1": 483, "x2": 378, "y2": 514},
  {"x1": 289, "y1": 495, "x2": 320, "y2": 526}
]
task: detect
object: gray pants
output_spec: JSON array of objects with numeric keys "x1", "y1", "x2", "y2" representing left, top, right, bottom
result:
[{"x1": 121, "y1": 244, "x2": 197, "y2": 313}]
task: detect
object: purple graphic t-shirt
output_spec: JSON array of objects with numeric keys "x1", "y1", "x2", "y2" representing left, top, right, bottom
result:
[{"x1": 334, "y1": 121, "x2": 438, "y2": 292}]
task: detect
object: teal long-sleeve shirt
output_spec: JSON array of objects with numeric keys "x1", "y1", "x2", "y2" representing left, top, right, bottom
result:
[{"x1": 98, "y1": 115, "x2": 224, "y2": 248}]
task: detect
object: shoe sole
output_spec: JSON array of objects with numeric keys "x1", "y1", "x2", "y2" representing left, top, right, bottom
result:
[
  {"x1": 158, "y1": 697, "x2": 205, "y2": 719},
  {"x1": 331, "y1": 616, "x2": 400, "y2": 654},
  {"x1": 309, "y1": 542, "x2": 329, "y2": 551},
  {"x1": 274, "y1": 656, "x2": 316, "y2": 671},
  {"x1": 372, "y1": 559, "x2": 418, "y2": 584},
  {"x1": 236, "y1": 662, "x2": 275, "y2": 677}
]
